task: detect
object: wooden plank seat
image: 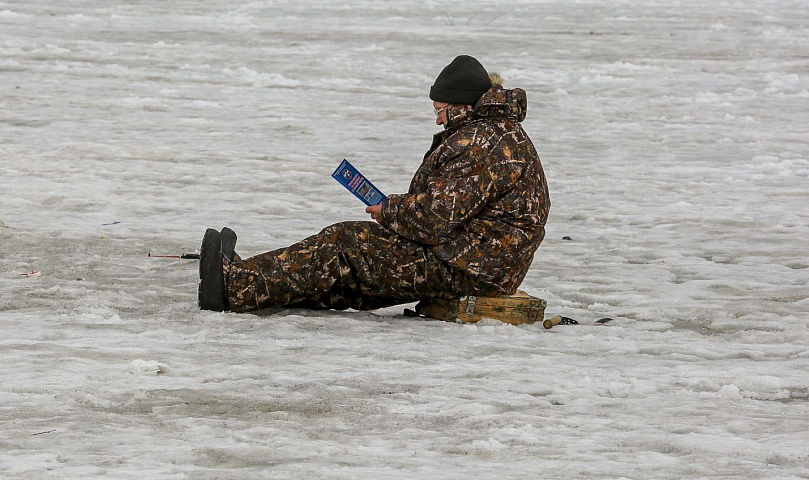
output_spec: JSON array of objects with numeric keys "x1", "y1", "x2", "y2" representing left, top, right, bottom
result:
[{"x1": 411, "y1": 290, "x2": 547, "y2": 325}]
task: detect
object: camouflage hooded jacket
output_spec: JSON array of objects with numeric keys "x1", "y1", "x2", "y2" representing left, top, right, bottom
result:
[{"x1": 381, "y1": 84, "x2": 550, "y2": 295}]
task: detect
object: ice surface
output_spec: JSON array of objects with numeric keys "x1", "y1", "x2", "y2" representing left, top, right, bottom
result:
[{"x1": 1, "y1": 0, "x2": 808, "y2": 478}]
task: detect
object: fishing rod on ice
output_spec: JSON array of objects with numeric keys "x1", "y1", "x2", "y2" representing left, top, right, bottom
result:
[{"x1": 148, "y1": 253, "x2": 200, "y2": 259}]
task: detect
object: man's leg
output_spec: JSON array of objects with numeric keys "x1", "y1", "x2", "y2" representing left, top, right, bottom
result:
[{"x1": 226, "y1": 221, "x2": 462, "y2": 313}]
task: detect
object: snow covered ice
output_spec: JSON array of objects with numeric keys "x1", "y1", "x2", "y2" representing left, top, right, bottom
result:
[{"x1": 1, "y1": 0, "x2": 808, "y2": 478}]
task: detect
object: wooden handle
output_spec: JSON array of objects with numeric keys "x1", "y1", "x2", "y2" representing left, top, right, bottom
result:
[{"x1": 543, "y1": 315, "x2": 563, "y2": 329}]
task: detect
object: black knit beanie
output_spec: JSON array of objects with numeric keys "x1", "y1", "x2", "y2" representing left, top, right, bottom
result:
[{"x1": 430, "y1": 55, "x2": 492, "y2": 105}]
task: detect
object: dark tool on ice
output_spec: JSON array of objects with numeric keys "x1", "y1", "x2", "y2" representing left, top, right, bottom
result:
[
  {"x1": 543, "y1": 315, "x2": 579, "y2": 329},
  {"x1": 148, "y1": 253, "x2": 200, "y2": 259},
  {"x1": 543, "y1": 316, "x2": 614, "y2": 329}
]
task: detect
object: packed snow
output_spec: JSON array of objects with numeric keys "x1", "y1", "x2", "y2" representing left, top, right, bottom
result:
[{"x1": 1, "y1": 0, "x2": 808, "y2": 478}]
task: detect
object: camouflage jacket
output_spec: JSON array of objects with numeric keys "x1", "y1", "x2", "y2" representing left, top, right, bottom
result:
[{"x1": 381, "y1": 85, "x2": 550, "y2": 295}]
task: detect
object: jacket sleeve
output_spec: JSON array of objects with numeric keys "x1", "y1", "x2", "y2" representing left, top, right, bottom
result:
[{"x1": 381, "y1": 148, "x2": 522, "y2": 245}]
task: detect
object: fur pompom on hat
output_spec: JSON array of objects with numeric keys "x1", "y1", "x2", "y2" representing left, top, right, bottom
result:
[{"x1": 430, "y1": 55, "x2": 492, "y2": 105}]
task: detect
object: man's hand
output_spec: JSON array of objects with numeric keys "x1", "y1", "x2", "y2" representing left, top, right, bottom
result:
[{"x1": 365, "y1": 204, "x2": 383, "y2": 225}]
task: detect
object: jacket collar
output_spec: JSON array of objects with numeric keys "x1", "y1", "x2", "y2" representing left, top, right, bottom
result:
[{"x1": 441, "y1": 85, "x2": 528, "y2": 131}]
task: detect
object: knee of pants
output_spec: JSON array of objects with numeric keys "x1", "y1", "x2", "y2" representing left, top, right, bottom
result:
[{"x1": 318, "y1": 221, "x2": 373, "y2": 250}]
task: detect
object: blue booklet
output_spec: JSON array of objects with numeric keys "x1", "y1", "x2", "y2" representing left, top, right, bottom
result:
[{"x1": 331, "y1": 159, "x2": 387, "y2": 206}]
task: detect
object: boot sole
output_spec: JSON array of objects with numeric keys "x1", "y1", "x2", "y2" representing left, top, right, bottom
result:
[{"x1": 198, "y1": 228, "x2": 226, "y2": 311}]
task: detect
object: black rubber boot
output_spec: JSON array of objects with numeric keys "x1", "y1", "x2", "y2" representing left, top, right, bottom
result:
[
  {"x1": 198, "y1": 228, "x2": 226, "y2": 311},
  {"x1": 220, "y1": 227, "x2": 237, "y2": 262}
]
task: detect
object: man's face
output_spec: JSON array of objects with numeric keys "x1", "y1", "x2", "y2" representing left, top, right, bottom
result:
[{"x1": 433, "y1": 101, "x2": 450, "y2": 126}]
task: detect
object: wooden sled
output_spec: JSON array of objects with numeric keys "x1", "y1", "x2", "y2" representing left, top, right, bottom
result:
[{"x1": 410, "y1": 290, "x2": 547, "y2": 326}]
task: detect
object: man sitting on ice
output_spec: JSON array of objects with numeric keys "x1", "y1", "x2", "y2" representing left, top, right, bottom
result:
[{"x1": 198, "y1": 55, "x2": 551, "y2": 313}]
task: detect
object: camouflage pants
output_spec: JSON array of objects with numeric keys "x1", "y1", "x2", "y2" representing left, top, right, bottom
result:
[{"x1": 226, "y1": 221, "x2": 466, "y2": 313}]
